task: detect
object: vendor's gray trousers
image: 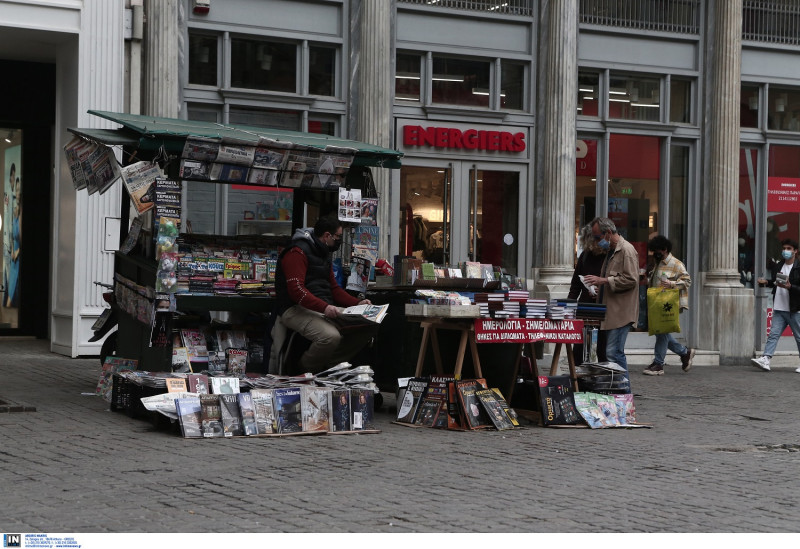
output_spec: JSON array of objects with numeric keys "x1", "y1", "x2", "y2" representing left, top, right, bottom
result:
[{"x1": 275, "y1": 305, "x2": 376, "y2": 374}]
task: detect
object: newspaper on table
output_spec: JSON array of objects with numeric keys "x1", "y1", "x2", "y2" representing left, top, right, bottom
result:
[{"x1": 140, "y1": 391, "x2": 196, "y2": 419}]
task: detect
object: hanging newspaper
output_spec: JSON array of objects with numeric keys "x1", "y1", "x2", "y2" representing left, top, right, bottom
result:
[{"x1": 120, "y1": 161, "x2": 163, "y2": 214}]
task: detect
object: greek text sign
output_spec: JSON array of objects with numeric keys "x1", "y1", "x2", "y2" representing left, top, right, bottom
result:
[{"x1": 474, "y1": 319, "x2": 583, "y2": 344}]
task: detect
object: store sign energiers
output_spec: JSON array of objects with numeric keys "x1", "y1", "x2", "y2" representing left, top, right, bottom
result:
[{"x1": 403, "y1": 125, "x2": 526, "y2": 152}]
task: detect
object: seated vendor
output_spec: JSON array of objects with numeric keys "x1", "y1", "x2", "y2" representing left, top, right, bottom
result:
[{"x1": 271, "y1": 213, "x2": 376, "y2": 374}]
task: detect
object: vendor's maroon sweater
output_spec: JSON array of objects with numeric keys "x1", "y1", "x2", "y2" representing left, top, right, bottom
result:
[{"x1": 281, "y1": 247, "x2": 360, "y2": 314}]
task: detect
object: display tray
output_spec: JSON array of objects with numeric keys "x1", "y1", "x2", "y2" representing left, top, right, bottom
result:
[{"x1": 404, "y1": 304, "x2": 481, "y2": 318}]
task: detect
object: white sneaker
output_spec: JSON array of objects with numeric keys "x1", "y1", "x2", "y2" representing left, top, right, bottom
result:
[
  {"x1": 751, "y1": 356, "x2": 771, "y2": 371},
  {"x1": 795, "y1": 367, "x2": 800, "y2": 374}
]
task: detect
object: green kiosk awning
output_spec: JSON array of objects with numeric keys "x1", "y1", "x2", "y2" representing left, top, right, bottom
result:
[{"x1": 72, "y1": 110, "x2": 403, "y2": 169}]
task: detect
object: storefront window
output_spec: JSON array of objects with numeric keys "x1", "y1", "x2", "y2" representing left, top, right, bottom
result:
[
  {"x1": 400, "y1": 166, "x2": 450, "y2": 262},
  {"x1": 741, "y1": 84, "x2": 760, "y2": 128},
  {"x1": 309, "y1": 46, "x2": 335, "y2": 97},
  {"x1": 189, "y1": 33, "x2": 218, "y2": 86},
  {"x1": 577, "y1": 72, "x2": 599, "y2": 117},
  {"x1": 468, "y1": 169, "x2": 519, "y2": 272},
  {"x1": 766, "y1": 145, "x2": 800, "y2": 270},
  {"x1": 575, "y1": 138, "x2": 599, "y2": 247},
  {"x1": 608, "y1": 134, "x2": 660, "y2": 268},
  {"x1": 1, "y1": 128, "x2": 22, "y2": 328},
  {"x1": 431, "y1": 56, "x2": 490, "y2": 108},
  {"x1": 767, "y1": 87, "x2": 800, "y2": 131},
  {"x1": 308, "y1": 119, "x2": 335, "y2": 135},
  {"x1": 229, "y1": 107, "x2": 301, "y2": 131},
  {"x1": 738, "y1": 147, "x2": 758, "y2": 288},
  {"x1": 396, "y1": 53, "x2": 421, "y2": 102},
  {"x1": 669, "y1": 78, "x2": 691, "y2": 124},
  {"x1": 500, "y1": 61, "x2": 525, "y2": 110},
  {"x1": 230, "y1": 39, "x2": 296, "y2": 93},
  {"x1": 608, "y1": 74, "x2": 660, "y2": 122},
  {"x1": 669, "y1": 145, "x2": 689, "y2": 260}
]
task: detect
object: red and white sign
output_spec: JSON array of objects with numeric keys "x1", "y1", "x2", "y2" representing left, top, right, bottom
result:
[
  {"x1": 767, "y1": 177, "x2": 800, "y2": 213},
  {"x1": 473, "y1": 319, "x2": 583, "y2": 344},
  {"x1": 403, "y1": 125, "x2": 526, "y2": 152}
]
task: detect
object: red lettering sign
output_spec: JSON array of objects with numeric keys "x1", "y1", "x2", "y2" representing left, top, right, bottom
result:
[{"x1": 402, "y1": 125, "x2": 526, "y2": 153}]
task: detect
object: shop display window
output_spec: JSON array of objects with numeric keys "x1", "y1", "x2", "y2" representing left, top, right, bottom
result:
[
  {"x1": 738, "y1": 147, "x2": 758, "y2": 289},
  {"x1": 396, "y1": 53, "x2": 421, "y2": 102},
  {"x1": 607, "y1": 134, "x2": 660, "y2": 269},
  {"x1": 431, "y1": 55, "x2": 490, "y2": 108},
  {"x1": 767, "y1": 87, "x2": 800, "y2": 132},
  {"x1": 230, "y1": 38, "x2": 297, "y2": 93},
  {"x1": 1, "y1": 128, "x2": 22, "y2": 328},
  {"x1": 608, "y1": 74, "x2": 660, "y2": 122},
  {"x1": 575, "y1": 137, "x2": 599, "y2": 252},
  {"x1": 741, "y1": 84, "x2": 760, "y2": 128},
  {"x1": 308, "y1": 46, "x2": 336, "y2": 97},
  {"x1": 188, "y1": 33, "x2": 218, "y2": 86},
  {"x1": 500, "y1": 61, "x2": 525, "y2": 110},
  {"x1": 669, "y1": 78, "x2": 692, "y2": 124},
  {"x1": 765, "y1": 145, "x2": 800, "y2": 269},
  {"x1": 577, "y1": 72, "x2": 599, "y2": 117}
]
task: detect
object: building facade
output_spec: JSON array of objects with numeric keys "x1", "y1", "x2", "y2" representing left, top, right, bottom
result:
[{"x1": 1, "y1": 0, "x2": 799, "y2": 363}]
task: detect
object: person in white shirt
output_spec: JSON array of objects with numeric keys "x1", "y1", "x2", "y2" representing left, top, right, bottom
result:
[{"x1": 752, "y1": 238, "x2": 800, "y2": 373}]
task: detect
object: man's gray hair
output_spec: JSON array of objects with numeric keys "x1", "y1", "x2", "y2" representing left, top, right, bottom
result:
[{"x1": 591, "y1": 216, "x2": 617, "y2": 234}]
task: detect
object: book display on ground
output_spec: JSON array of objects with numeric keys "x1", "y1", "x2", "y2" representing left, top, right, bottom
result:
[{"x1": 176, "y1": 397, "x2": 203, "y2": 438}]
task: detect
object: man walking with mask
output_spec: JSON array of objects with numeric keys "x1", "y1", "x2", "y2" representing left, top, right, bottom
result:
[
  {"x1": 273, "y1": 213, "x2": 374, "y2": 374},
  {"x1": 752, "y1": 238, "x2": 800, "y2": 373},
  {"x1": 584, "y1": 217, "x2": 639, "y2": 378}
]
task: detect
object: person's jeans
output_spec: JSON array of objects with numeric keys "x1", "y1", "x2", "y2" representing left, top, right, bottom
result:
[
  {"x1": 605, "y1": 323, "x2": 632, "y2": 373},
  {"x1": 763, "y1": 309, "x2": 800, "y2": 357},
  {"x1": 653, "y1": 333, "x2": 688, "y2": 366}
]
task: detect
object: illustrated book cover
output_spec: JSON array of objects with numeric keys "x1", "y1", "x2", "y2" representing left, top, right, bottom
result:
[
  {"x1": 250, "y1": 388, "x2": 276, "y2": 435},
  {"x1": 415, "y1": 376, "x2": 451, "y2": 429},
  {"x1": 301, "y1": 386, "x2": 332, "y2": 432},
  {"x1": 331, "y1": 388, "x2": 351, "y2": 432},
  {"x1": 175, "y1": 396, "x2": 203, "y2": 438},
  {"x1": 537, "y1": 375, "x2": 580, "y2": 426},
  {"x1": 455, "y1": 378, "x2": 493, "y2": 429},
  {"x1": 166, "y1": 377, "x2": 188, "y2": 393},
  {"x1": 237, "y1": 392, "x2": 258, "y2": 436},
  {"x1": 475, "y1": 388, "x2": 516, "y2": 430},
  {"x1": 199, "y1": 394, "x2": 224, "y2": 438},
  {"x1": 171, "y1": 346, "x2": 193, "y2": 373},
  {"x1": 273, "y1": 387, "x2": 302, "y2": 433},
  {"x1": 180, "y1": 329, "x2": 209, "y2": 364},
  {"x1": 218, "y1": 394, "x2": 243, "y2": 437},
  {"x1": 225, "y1": 348, "x2": 248, "y2": 375},
  {"x1": 187, "y1": 373, "x2": 209, "y2": 395},
  {"x1": 396, "y1": 377, "x2": 428, "y2": 423}
]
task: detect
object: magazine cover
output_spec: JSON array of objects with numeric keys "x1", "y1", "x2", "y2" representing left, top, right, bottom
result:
[
  {"x1": 225, "y1": 348, "x2": 248, "y2": 375},
  {"x1": 199, "y1": 394, "x2": 224, "y2": 438},
  {"x1": 273, "y1": 387, "x2": 302, "y2": 433},
  {"x1": 175, "y1": 397, "x2": 203, "y2": 438},
  {"x1": 237, "y1": 393, "x2": 258, "y2": 436},
  {"x1": 345, "y1": 256, "x2": 370, "y2": 294},
  {"x1": 250, "y1": 388, "x2": 276, "y2": 434},
  {"x1": 301, "y1": 386, "x2": 332, "y2": 432},
  {"x1": 219, "y1": 394, "x2": 243, "y2": 437},
  {"x1": 350, "y1": 388, "x2": 375, "y2": 431},
  {"x1": 331, "y1": 389, "x2": 351, "y2": 432}
]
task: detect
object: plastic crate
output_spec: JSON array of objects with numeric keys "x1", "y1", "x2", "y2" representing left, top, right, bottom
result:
[{"x1": 110, "y1": 373, "x2": 162, "y2": 418}]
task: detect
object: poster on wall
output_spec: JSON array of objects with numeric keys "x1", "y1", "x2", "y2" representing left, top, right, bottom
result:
[{"x1": 3, "y1": 145, "x2": 22, "y2": 310}]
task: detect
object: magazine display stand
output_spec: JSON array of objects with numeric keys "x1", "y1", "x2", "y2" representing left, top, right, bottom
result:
[{"x1": 68, "y1": 111, "x2": 403, "y2": 373}]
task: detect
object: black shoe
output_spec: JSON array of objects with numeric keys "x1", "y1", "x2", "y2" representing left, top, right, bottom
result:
[
  {"x1": 643, "y1": 362, "x2": 664, "y2": 376},
  {"x1": 681, "y1": 349, "x2": 695, "y2": 372}
]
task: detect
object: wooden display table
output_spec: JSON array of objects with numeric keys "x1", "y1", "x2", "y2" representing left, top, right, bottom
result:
[{"x1": 409, "y1": 315, "x2": 586, "y2": 401}]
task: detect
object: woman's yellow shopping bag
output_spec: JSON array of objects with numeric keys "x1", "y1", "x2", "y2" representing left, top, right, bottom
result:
[{"x1": 647, "y1": 287, "x2": 681, "y2": 336}]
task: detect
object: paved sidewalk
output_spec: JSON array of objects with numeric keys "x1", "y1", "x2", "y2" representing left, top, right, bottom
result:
[{"x1": 0, "y1": 339, "x2": 798, "y2": 533}]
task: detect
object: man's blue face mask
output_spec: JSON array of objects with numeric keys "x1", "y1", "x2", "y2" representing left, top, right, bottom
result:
[{"x1": 597, "y1": 237, "x2": 610, "y2": 251}]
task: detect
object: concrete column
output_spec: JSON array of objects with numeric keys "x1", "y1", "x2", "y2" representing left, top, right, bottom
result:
[
  {"x1": 537, "y1": 0, "x2": 577, "y2": 292},
  {"x1": 143, "y1": 0, "x2": 180, "y2": 118},
  {"x1": 355, "y1": 0, "x2": 393, "y2": 258},
  {"x1": 700, "y1": 0, "x2": 754, "y2": 363}
]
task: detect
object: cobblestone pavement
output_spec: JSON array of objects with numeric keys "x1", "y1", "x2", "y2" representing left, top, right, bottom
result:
[{"x1": 0, "y1": 339, "x2": 798, "y2": 533}]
